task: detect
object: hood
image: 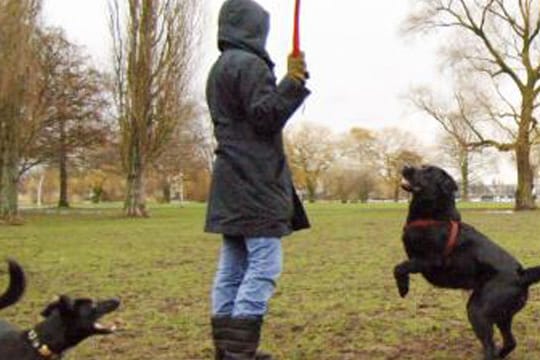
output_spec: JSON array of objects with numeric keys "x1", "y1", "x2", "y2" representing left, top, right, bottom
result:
[{"x1": 218, "y1": 0, "x2": 274, "y2": 67}]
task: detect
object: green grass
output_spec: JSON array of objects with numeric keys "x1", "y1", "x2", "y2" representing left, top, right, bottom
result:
[{"x1": 1, "y1": 202, "x2": 540, "y2": 359}]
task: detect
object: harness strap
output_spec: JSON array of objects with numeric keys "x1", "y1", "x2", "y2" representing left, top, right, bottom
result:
[{"x1": 404, "y1": 220, "x2": 460, "y2": 256}]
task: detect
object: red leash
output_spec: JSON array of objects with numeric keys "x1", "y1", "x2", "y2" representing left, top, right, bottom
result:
[
  {"x1": 404, "y1": 220, "x2": 460, "y2": 256},
  {"x1": 292, "y1": 0, "x2": 301, "y2": 57}
]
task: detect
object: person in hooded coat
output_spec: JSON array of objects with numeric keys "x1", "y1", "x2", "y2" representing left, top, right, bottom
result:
[{"x1": 205, "y1": 0, "x2": 310, "y2": 359}]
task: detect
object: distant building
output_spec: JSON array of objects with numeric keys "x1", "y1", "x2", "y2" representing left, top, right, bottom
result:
[{"x1": 468, "y1": 183, "x2": 517, "y2": 202}]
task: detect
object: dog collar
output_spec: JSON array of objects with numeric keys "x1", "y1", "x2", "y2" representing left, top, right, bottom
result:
[
  {"x1": 404, "y1": 220, "x2": 460, "y2": 256},
  {"x1": 26, "y1": 329, "x2": 60, "y2": 359}
]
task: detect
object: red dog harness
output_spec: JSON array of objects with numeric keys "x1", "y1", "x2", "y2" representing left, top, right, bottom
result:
[{"x1": 404, "y1": 220, "x2": 460, "y2": 256}]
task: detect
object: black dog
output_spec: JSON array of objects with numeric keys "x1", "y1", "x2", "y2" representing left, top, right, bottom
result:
[
  {"x1": 0, "y1": 260, "x2": 120, "y2": 359},
  {"x1": 0, "y1": 260, "x2": 25, "y2": 312},
  {"x1": 394, "y1": 165, "x2": 540, "y2": 360}
]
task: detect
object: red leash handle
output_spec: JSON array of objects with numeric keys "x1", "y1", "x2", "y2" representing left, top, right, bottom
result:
[{"x1": 292, "y1": 0, "x2": 301, "y2": 57}]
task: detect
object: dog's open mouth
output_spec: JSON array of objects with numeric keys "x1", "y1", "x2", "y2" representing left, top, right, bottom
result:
[
  {"x1": 94, "y1": 321, "x2": 118, "y2": 333},
  {"x1": 401, "y1": 178, "x2": 413, "y2": 192},
  {"x1": 94, "y1": 321, "x2": 116, "y2": 331},
  {"x1": 94, "y1": 299, "x2": 121, "y2": 334}
]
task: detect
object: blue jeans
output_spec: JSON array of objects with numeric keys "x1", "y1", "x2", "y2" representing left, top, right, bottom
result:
[{"x1": 212, "y1": 236, "x2": 283, "y2": 317}]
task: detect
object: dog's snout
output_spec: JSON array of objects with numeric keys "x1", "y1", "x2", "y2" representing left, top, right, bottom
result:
[
  {"x1": 402, "y1": 165, "x2": 415, "y2": 176},
  {"x1": 106, "y1": 298, "x2": 121, "y2": 310}
]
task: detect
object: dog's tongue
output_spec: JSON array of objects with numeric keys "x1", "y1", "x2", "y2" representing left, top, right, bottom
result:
[{"x1": 401, "y1": 178, "x2": 412, "y2": 191}]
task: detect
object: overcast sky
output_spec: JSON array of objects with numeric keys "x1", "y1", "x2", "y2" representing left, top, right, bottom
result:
[{"x1": 42, "y1": 0, "x2": 515, "y2": 183}]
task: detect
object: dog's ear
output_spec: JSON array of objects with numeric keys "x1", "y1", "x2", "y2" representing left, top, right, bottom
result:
[
  {"x1": 437, "y1": 169, "x2": 458, "y2": 196},
  {"x1": 41, "y1": 295, "x2": 74, "y2": 317},
  {"x1": 58, "y1": 295, "x2": 74, "y2": 313}
]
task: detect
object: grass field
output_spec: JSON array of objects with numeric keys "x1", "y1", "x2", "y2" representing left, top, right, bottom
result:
[{"x1": 1, "y1": 202, "x2": 540, "y2": 359}]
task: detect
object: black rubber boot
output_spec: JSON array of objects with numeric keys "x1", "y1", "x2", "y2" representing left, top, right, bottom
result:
[
  {"x1": 212, "y1": 316, "x2": 273, "y2": 360},
  {"x1": 212, "y1": 316, "x2": 229, "y2": 360}
]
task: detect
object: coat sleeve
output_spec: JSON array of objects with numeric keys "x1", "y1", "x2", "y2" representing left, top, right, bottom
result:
[{"x1": 239, "y1": 56, "x2": 310, "y2": 136}]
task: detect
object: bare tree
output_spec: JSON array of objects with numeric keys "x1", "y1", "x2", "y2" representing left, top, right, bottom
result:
[
  {"x1": 150, "y1": 100, "x2": 201, "y2": 203},
  {"x1": 438, "y1": 132, "x2": 495, "y2": 201},
  {"x1": 109, "y1": 0, "x2": 201, "y2": 217},
  {"x1": 406, "y1": 0, "x2": 540, "y2": 210},
  {"x1": 345, "y1": 127, "x2": 378, "y2": 163},
  {"x1": 409, "y1": 87, "x2": 491, "y2": 201},
  {"x1": 374, "y1": 128, "x2": 423, "y2": 201},
  {"x1": 78, "y1": 133, "x2": 124, "y2": 203},
  {"x1": 35, "y1": 29, "x2": 110, "y2": 208},
  {"x1": 191, "y1": 114, "x2": 216, "y2": 176},
  {"x1": 324, "y1": 163, "x2": 377, "y2": 203},
  {"x1": 324, "y1": 127, "x2": 378, "y2": 202},
  {"x1": 0, "y1": 0, "x2": 41, "y2": 222},
  {"x1": 286, "y1": 123, "x2": 340, "y2": 202}
]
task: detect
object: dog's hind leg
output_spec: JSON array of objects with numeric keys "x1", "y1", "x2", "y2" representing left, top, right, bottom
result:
[
  {"x1": 494, "y1": 287, "x2": 527, "y2": 359},
  {"x1": 467, "y1": 294, "x2": 497, "y2": 360},
  {"x1": 496, "y1": 318, "x2": 516, "y2": 359}
]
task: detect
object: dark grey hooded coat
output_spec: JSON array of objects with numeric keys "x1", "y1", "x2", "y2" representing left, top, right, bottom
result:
[{"x1": 205, "y1": 0, "x2": 310, "y2": 238}]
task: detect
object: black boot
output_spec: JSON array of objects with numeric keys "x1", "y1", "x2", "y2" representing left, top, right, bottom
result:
[
  {"x1": 211, "y1": 316, "x2": 229, "y2": 360},
  {"x1": 211, "y1": 316, "x2": 273, "y2": 360}
]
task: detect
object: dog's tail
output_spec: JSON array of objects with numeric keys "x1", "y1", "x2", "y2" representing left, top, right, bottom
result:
[
  {"x1": 519, "y1": 266, "x2": 540, "y2": 288},
  {"x1": 0, "y1": 259, "x2": 26, "y2": 311}
]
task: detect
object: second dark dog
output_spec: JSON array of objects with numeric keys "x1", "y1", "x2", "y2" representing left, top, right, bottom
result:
[
  {"x1": 394, "y1": 165, "x2": 540, "y2": 360},
  {"x1": 0, "y1": 260, "x2": 25, "y2": 312},
  {"x1": 0, "y1": 260, "x2": 120, "y2": 359}
]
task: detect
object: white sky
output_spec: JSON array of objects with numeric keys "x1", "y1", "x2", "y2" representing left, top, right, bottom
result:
[{"x1": 42, "y1": 0, "x2": 516, "y2": 183}]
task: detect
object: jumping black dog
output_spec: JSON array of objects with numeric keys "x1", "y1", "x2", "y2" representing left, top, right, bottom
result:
[
  {"x1": 394, "y1": 165, "x2": 540, "y2": 360},
  {"x1": 0, "y1": 260, "x2": 120, "y2": 359}
]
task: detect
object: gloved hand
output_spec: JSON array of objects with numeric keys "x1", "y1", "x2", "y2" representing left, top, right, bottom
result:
[{"x1": 287, "y1": 52, "x2": 309, "y2": 84}]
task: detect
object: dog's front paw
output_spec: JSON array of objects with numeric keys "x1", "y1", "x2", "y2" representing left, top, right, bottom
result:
[
  {"x1": 397, "y1": 280, "x2": 409, "y2": 298},
  {"x1": 394, "y1": 267, "x2": 410, "y2": 298}
]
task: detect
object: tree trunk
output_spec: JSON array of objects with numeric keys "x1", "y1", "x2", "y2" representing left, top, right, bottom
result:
[
  {"x1": 161, "y1": 178, "x2": 171, "y2": 204},
  {"x1": 91, "y1": 186, "x2": 103, "y2": 203},
  {"x1": 515, "y1": 143, "x2": 535, "y2": 210},
  {"x1": 359, "y1": 189, "x2": 369, "y2": 203},
  {"x1": 515, "y1": 92, "x2": 536, "y2": 210},
  {"x1": 124, "y1": 141, "x2": 148, "y2": 217},
  {"x1": 393, "y1": 183, "x2": 400, "y2": 202},
  {"x1": 37, "y1": 174, "x2": 44, "y2": 207},
  {"x1": 460, "y1": 151, "x2": 470, "y2": 202},
  {"x1": 0, "y1": 119, "x2": 4, "y2": 210},
  {"x1": 0, "y1": 157, "x2": 18, "y2": 221},
  {"x1": 336, "y1": 178, "x2": 346, "y2": 203},
  {"x1": 0, "y1": 104, "x2": 20, "y2": 222},
  {"x1": 306, "y1": 178, "x2": 316, "y2": 203},
  {"x1": 58, "y1": 157, "x2": 69, "y2": 208},
  {"x1": 58, "y1": 120, "x2": 69, "y2": 208},
  {"x1": 178, "y1": 172, "x2": 184, "y2": 205}
]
